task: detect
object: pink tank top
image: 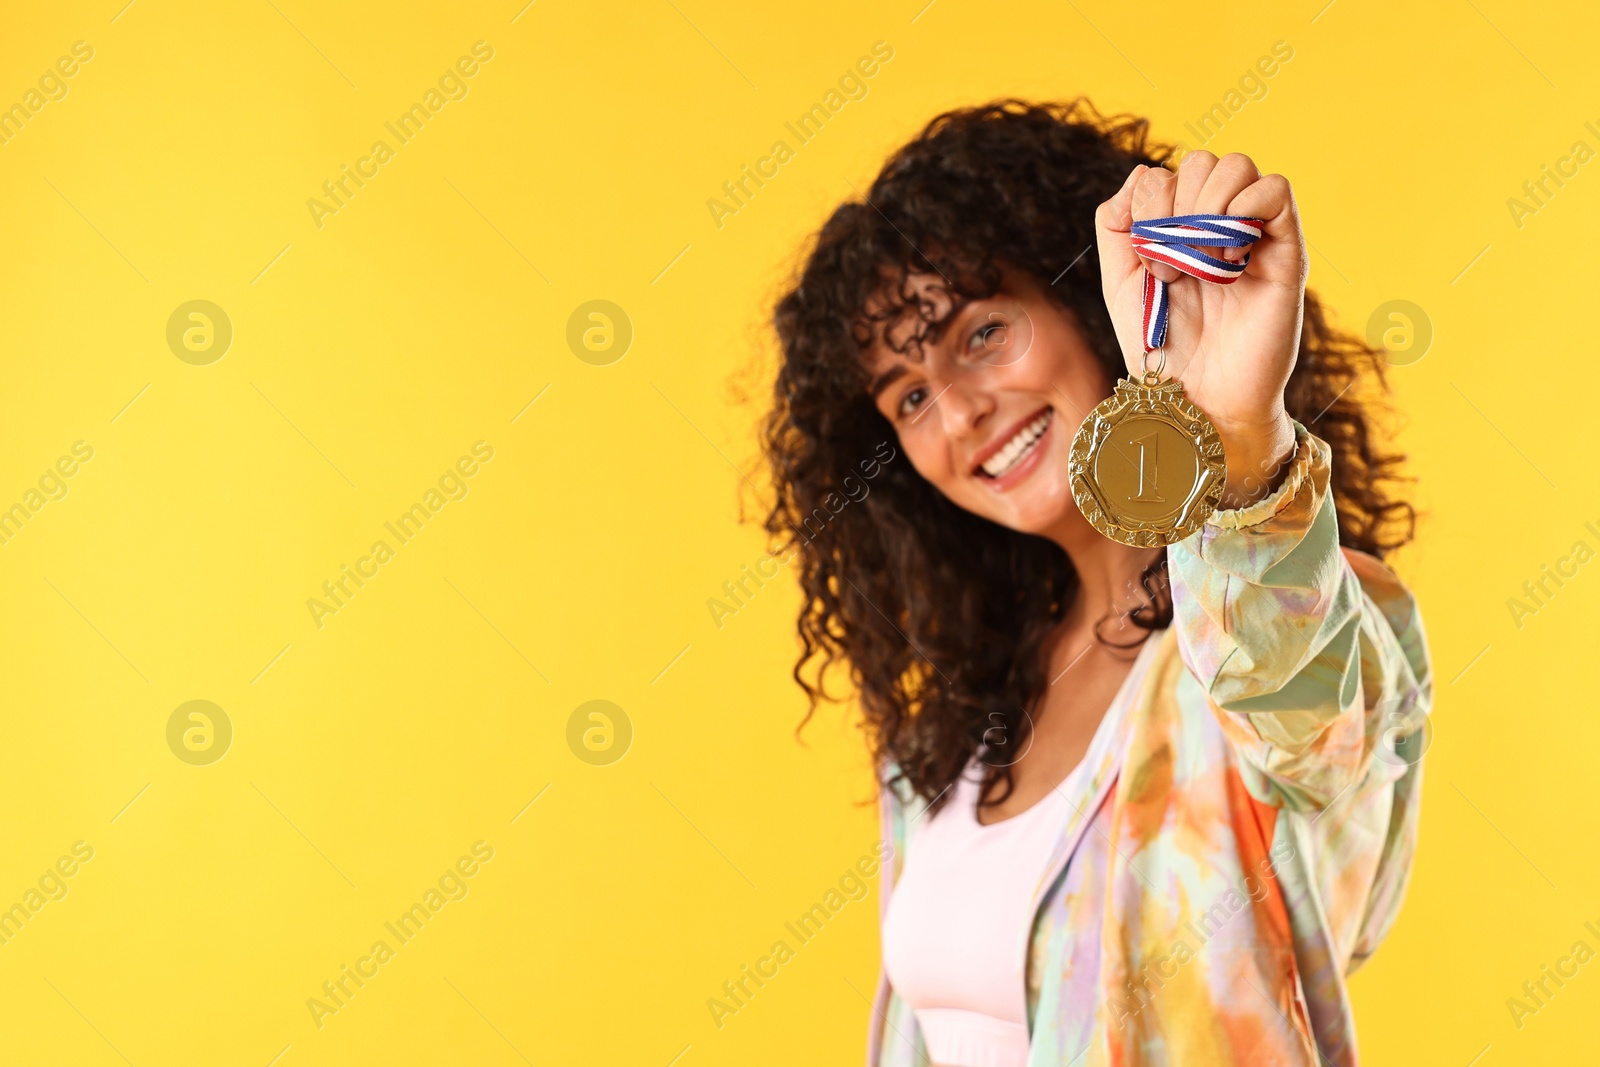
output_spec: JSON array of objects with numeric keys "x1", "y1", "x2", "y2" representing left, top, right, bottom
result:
[{"x1": 879, "y1": 635, "x2": 1158, "y2": 1067}]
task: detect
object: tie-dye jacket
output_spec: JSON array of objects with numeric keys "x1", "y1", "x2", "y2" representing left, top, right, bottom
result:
[{"x1": 868, "y1": 419, "x2": 1432, "y2": 1067}]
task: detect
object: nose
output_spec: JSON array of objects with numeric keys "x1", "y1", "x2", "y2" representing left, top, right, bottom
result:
[{"x1": 934, "y1": 376, "x2": 993, "y2": 439}]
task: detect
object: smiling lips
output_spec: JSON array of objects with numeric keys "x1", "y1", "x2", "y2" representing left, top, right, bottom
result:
[{"x1": 974, "y1": 407, "x2": 1054, "y2": 481}]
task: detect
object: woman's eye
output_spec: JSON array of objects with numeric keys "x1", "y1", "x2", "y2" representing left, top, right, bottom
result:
[
  {"x1": 898, "y1": 386, "x2": 928, "y2": 417},
  {"x1": 969, "y1": 320, "x2": 1007, "y2": 355}
]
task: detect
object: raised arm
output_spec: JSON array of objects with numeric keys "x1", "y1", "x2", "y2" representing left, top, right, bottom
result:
[
  {"x1": 1166, "y1": 416, "x2": 1431, "y2": 810},
  {"x1": 1095, "y1": 152, "x2": 1430, "y2": 810}
]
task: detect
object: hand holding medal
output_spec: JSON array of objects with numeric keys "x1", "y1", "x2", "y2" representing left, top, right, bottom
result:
[{"x1": 1071, "y1": 152, "x2": 1307, "y2": 546}]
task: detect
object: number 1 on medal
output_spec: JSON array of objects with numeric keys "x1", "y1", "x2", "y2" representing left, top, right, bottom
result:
[{"x1": 1131, "y1": 431, "x2": 1164, "y2": 503}]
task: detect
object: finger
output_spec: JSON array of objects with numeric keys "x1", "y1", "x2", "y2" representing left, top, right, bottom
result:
[
  {"x1": 1093, "y1": 164, "x2": 1147, "y2": 292},
  {"x1": 1129, "y1": 165, "x2": 1180, "y2": 282},
  {"x1": 1173, "y1": 150, "x2": 1217, "y2": 217},
  {"x1": 1196, "y1": 153, "x2": 1262, "y2": 262},
  {"x1": 1226, "y1": 173, "x2": 1307, "y2": 287}
]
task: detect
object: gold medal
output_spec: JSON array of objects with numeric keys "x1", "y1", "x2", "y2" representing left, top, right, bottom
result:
[{"x1": 1067, "y1": 350, "x2": 1226, "y2": 548}]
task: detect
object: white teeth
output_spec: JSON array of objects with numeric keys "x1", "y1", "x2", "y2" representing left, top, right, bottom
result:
[{"x1": 980, "y1": 410, "x2": 1053, "y2": 478}]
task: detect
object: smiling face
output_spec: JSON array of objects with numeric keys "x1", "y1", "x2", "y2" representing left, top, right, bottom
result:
[{"x1": 863, "y1": 267, "x2": 1116, "y2": 538}]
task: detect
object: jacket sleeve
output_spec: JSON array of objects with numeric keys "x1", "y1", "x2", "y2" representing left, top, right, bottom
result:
[{"x1": 1167, "y1": 418, "x2": 1432, "y2": 813}]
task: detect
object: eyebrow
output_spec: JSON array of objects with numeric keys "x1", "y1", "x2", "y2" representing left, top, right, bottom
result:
[{"x1": 868, "y1": 364, "x2": 908, "y2": 399}]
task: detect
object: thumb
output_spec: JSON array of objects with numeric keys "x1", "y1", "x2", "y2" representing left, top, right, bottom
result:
[{"x1": 1094, "y1": 165, "x2": 1146, "y2": 299}]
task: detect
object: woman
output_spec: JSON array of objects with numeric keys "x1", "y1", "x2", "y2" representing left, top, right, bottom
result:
[{"x1": 761, "y1": 100, "x2": 1430, "y2": 1067}]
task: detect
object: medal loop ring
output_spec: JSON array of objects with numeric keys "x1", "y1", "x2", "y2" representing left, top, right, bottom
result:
[{"x1": 1141, "y1": 346, "x2": 1166, "y2": 385}]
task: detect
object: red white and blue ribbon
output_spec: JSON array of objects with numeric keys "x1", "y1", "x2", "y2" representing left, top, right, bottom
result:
[{"x1": 1131, "y1": 214, "x2": 1265, "y2": 352}]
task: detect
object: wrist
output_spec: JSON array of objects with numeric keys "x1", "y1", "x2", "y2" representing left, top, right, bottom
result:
[{"x1": 1217, "y1": 412, "x2": 1296, "y2": 510}]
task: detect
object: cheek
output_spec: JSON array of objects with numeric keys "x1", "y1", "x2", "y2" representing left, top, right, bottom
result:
[
  {"x1": 901, "y1": 430, "x2": 954, "y2": 486},
  {"x1": 1015, "y1": 318, "x2": 1113, "y2": 403}
]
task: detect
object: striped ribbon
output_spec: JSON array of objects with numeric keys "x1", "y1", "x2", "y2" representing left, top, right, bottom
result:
[{"x1": 1130, "y1": 214, "x2": 1265, "y2": 352}]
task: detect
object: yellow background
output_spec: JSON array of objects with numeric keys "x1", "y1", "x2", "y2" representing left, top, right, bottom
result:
[{"x1": 0, "y1": 0, "x2": 1595, "y2": 1063}]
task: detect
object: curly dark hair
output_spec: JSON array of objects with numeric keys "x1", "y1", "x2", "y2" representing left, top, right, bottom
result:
[{"x1": 759, "y1": 98, "x2": 1416, "y2": 813}]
